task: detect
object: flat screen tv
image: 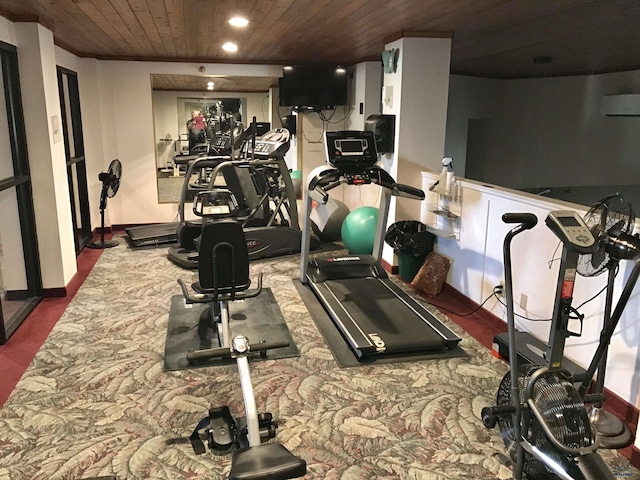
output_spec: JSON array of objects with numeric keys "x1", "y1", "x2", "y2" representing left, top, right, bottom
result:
[{"x1": 279, "y1": 65, "x2": 347, "y2": 110}]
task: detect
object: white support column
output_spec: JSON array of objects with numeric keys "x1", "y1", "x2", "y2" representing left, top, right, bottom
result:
[
  {"x1": 15, "y1": 23, "x2": 76, "y2": 289},
  {"x1": 381, "y1": 35, "x2": 452, "y2": 264}
]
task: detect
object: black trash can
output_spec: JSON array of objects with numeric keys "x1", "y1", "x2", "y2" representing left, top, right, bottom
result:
[{"x1": 385, "y1": 221, "x2": 436, "y2": 281}]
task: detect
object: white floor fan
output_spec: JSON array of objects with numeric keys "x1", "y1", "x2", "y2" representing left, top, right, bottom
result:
[{"x1": 87, "y1": 159, "x2": 122, "y2": 249}]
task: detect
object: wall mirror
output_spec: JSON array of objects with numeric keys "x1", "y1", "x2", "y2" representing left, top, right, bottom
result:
[{"x1": 151, "y1": 74, "x2": 278, "y2": 204}]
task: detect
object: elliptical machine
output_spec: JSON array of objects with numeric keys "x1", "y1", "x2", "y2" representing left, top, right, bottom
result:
[
  {"x1": 177, "y1": 188, "x2": 306, "y2": 479},
  {"x1": 482, "y1": 211, "x2": 615, "y2": 480},
  {"x1": 169, "y1": 125, "x2": 309, "y2": 270}
]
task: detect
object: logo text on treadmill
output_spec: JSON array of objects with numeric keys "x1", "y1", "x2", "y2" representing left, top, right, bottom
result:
[{"x1": 368, "y1": 333, "x2": 386, "y2": 351}]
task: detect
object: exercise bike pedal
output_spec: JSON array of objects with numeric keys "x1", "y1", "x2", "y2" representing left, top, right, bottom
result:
[
  {"x1": 258, "y1": 412, "x2": 273, "y2": 425},
  {"x1": 205, "y1": 406, "x2": 239, "y2": 455},
  {"x1": 481, "y1": 407, "x2": 498, "y2": 429},
  {"x1": 190, "y1": 406, "x2": 238, "y2": 455}
]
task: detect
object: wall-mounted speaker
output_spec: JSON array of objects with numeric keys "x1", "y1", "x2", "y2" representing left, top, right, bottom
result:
[
  {"x1": 364, "y1": 114, "x2": 395, "y2": 154},
  {"x1": 281, "y1": 114, "x2": 297, "y2": 135}
]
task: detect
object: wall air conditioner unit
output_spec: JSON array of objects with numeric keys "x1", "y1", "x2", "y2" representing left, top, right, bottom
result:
[{"x1": 601, "y1": 94, "x2": 640, "y2": 116}]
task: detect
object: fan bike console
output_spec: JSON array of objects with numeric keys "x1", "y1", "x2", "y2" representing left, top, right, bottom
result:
[
  {"x1": 545, "y1": 210, "x2": 596, "y2": 254},
  {"x1": 494, "y1": 210, "x2": 597, "y2": 380}
]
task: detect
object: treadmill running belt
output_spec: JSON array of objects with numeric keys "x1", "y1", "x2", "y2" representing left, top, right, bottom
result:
[{"x1": 321, "y1": 277, "x2": 451, "y2": 355}]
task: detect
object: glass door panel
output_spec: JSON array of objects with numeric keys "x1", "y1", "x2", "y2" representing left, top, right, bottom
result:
[
  {"x1": 0, "y1": 40, "x2": 42, "y2": 344},
  {"x1": 58, "y1": 67, "x2": 91, "y2": 254},
  {"x1": 0, "y1": 188, "x2": 29, "y2": 328}
]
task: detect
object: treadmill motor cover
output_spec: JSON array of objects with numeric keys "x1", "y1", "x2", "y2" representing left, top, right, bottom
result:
[{"x1": 307, "y1": 255, "x2": 387, "y2": 283}]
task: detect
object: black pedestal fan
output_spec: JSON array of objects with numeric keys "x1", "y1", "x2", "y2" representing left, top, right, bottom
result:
[
  {"x1": 576, "y1": 194, "x2": 640, "y2": 448},
  {"x1": 87, "y1": 159, "x2": 122, "y2": 249}
]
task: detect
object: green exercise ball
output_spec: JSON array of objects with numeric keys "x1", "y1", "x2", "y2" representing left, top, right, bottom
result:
[{"x1": 341, "y1": 206, "x2": 379, "y2": 254}]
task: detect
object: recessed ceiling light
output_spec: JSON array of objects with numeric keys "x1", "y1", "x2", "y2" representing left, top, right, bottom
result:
[
  {"x1": 283, "y1": 66, "x2": 293, "y2": 71},
  {"x1": 207, "y1": 86, "x2": 214, "y2": 91},
  {"x1": 228, "y1": 17, "x2": 249, "y2": 27},
  {"x1": 207, "y1": 81, "x2": 214, "y2": 87},
  {"x1": 222, "y1": 42, "x2": 238, "y2": 53}
]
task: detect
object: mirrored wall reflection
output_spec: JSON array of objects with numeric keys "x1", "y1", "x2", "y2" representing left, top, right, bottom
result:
[
  {"x1": 154, "y1": 94, "x2": 245, "y2": 203},
  {"x1": 150, "y1": 74, "x2": 279, "y2": 204}
]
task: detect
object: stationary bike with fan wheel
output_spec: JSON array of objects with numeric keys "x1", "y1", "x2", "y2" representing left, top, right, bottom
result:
[
  {"x1": 482, "y1": 211, "x2": 616, "y2": 480},
  {"x1": 87, "y1": 159, "x2": 122, "y2": 249},
  {"x1": 575, "y1": 194, "x2": 640, "y2": 448}
]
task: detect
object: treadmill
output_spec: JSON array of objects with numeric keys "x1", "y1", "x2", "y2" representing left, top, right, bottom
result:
[
  {"x1": 299, "y1": 130, "x2": 461, "y2": 358},
  {"x1": 125, "y1": 222, "x2": 178, "y2": 247}
]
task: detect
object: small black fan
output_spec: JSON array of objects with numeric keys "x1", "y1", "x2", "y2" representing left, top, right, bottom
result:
[
  {"x1": 577, "y1": 194, "x2": 634, "y2": 277},
  {"x1": 577, "y1": 194, "x2": 639, "y2": 448},
  {"x1": 87, "y1": 159, "x2": 122, "y2": 249}
]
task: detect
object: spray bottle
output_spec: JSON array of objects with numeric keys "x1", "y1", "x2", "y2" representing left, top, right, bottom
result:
[{"x1": 437, "y1": 157, "x2": 454, "y2": 195}]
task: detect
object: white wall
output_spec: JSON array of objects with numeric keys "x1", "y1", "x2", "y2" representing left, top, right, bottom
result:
[
  {"x1": 381, "y1": 36, "x2": 451, "y2": 263},
  {"x1": 14, "y1": 23, "x2": 76, "y2": 288},
  {"x1": 444, "y1": 75, "x2": 503, "y2": 179},
  {"x1": 346, "y1": 61, "x2": 382, "y2": 131},
  {"x1": 421, "y1": 171, "x2": 640, "y2": 410},
  {"x1": 448, "y1": 71, "x2": 640, "y2": 200}
]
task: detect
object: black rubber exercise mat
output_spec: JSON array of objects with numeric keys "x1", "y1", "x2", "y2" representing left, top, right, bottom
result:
[{"x1": 163, "y1": 288, "x2": 299, "y2": 371}]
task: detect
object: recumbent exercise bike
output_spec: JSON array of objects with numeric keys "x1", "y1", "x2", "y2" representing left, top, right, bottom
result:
[{"x1": 177, "y1": 188, "x2": 306, "y2": 480}]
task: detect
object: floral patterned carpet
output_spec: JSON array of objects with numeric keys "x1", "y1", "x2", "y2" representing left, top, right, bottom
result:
[{"x1": 0, "y1": 239, "x2": 638, "y2": 479}]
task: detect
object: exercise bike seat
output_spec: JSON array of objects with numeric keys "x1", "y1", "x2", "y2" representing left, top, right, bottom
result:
[
  {"x1": 229, "y1": 442, "x2": 307, "y2": 480},
  {"x1": 194, "y1": 221, "x2": 251, "y2": 296}
]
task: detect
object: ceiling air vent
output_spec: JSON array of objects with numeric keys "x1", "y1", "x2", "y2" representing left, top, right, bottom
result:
[{"x1": 601, "y1": 94, "x2": 640, "y2": 116}]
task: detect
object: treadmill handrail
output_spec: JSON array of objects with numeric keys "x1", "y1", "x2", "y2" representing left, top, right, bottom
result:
[
  {"x1": 308, "y1": 165, "x2": 425, "y2": 202},
  {"x1": 300, "y1": 164, "x2": 425, "y2": 281}
]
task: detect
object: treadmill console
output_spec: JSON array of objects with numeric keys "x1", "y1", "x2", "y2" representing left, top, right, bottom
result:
[
  {"x1": 211, "y1": 134, "x2": 231, "y2": 149},
  {"x1": 325, "y1": 131, "x2": 378, "y2": 170},
  {"x1": 545, "y1": 210, "x2": 597, "y2": 255}
]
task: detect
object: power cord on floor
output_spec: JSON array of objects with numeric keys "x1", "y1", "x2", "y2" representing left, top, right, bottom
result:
[
  {"x1": 493, "y1": 295, "x2": 551, "y2": 322},
  {"x1": 426, "y1": 285, "x2": 554, "y2": 322},
  {"x1": 424, "y1": 287, "x2": 502, "y2": 318}
]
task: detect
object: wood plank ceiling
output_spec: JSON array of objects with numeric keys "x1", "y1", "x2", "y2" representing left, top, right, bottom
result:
[{"x1": 1, "y1": 0, "x2": 639, "y2": 91}]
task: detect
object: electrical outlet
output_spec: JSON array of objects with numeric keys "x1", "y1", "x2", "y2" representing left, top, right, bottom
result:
[
  {"x1": 520, "y1": 293, "x2": 528, "y2": 310},
  {"x1": 494, "y1": 284, "x2": 504, "y2": 297}
]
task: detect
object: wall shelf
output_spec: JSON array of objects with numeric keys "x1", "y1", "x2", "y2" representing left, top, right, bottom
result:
[{"x1": 425, "y1": 182, "x2": 462, "y2": 239}]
